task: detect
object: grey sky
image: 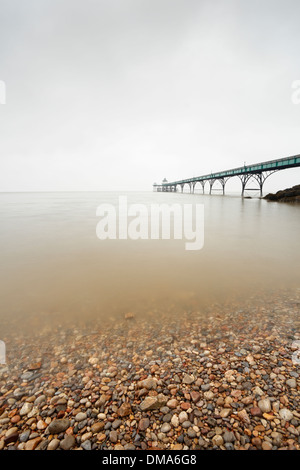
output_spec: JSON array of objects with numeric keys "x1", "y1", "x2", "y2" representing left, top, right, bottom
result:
[{"x1": 0, "y1": 0, "x2": 300, "y2": 191}]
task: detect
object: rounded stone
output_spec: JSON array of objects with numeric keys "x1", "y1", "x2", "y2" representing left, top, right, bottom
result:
[
  {"x1": 138, "y1": 417, "x2": 150, "y2": 431},
  {"x1": 250, "y1": 406, "x2": 262, "y2": 417},
  {"x1": 19, "y1": 430, "x2": 31, "y2": 442},
  {"x1": 262, "y1": 441, "x2": 273, "y2": 450},
  {"x1": 279, "y1": 408, "x2": 293, "y2": 421},
  {"x1": 20, "y1": 402, "x2": 33, "y2": 416},
  {"x1": 187, "y1": 429, "x2": 197, "y2": 438},
  {"x1": 167, "y1": 399, "x2": 178, "y2": 409},
  {"x1": 112, "y1": 419, "x2": 122, "y2": 429},
  {"x1": 60, "y1": 435, "x2": 76, "y2": 450},
  {"x1": 47, "y1": 418, "x2": 70, "y2": 434},
  {"x1": 161, "y1": 423, "x2": 171, "y2": 433},
  {"x1": 47, "y1": 439, "x2": 60, "y2": 450},
  {"x1": 75, "y1": 412, "x2": 87, "y2": 422},
  {"x1": 258, "y1": 398, "x2": 271, "y2": 413},
  {"x1": 81, "y1": 440, "x2": 92, "y2": 450},
  {"x1": 212, "y1": 435, "x2": 224, "y2": 446},
  {"x1": 286, "y1": 378, "x2": 296, "y2": 388},
  {"x1": 178, "y1": 411, "x2": 188, "y2": 423},
  {"x1": 91, "y1": 422, "x2": 104, "y2": 433},
  {"x1": 223, "y1": 430, "x2": 235, "y2": 443},
  {"x1": 109, "y1": 430, "x2": 118, "y2": 443},
  {"x1": 171, "y1": 415, "x2": 179, "y2": 427}
]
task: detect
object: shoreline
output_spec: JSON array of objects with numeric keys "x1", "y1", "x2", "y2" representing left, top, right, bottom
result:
[{"x1": 0, "y1": 288, "x2": 299, "y2": 451}]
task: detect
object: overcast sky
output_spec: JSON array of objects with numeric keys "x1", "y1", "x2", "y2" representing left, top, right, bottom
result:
[{"x1": 0, "y1": 0, "x2": 300, "y2": 192}]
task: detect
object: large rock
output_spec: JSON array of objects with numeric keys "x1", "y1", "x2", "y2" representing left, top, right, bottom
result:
[{"x1": 264, "y1": 184, "x2": 300, "y2": 203}]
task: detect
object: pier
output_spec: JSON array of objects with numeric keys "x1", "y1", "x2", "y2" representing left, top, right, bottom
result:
[{"x1": 154, "y1": 153, "x2": 300, "y2": 197}]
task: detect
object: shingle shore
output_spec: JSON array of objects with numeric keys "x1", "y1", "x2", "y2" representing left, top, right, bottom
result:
[{"x1": 0, "y1": 289, "x2": 299, "y2": 450}]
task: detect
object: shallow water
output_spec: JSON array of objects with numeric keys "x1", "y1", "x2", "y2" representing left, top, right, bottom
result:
[{"x1": 0, "y1": 191, "x2": 299, "y2": 330}]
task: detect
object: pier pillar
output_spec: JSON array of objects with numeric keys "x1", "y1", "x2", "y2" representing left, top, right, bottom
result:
[
  {"x1": 239, "y1": 172, "x2": 273, "y2": 198},
  {"x1": 258, "y1": 174, "x2": 263, "y2": 197},
  {"x1": 220, "y1": 178, "x2": 229, "y2": 195},
  {"x1": 239, "y1": 174, "x2": 251, "y2": 197}
]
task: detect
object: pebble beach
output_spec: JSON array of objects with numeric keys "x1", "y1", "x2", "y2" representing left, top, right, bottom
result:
[{"x1": 0, "y1": 288, "x2": 299, "y2": 451}]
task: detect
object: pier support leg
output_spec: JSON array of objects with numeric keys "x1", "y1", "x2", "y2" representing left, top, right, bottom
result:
[
  {"x1": 256, "y1": 171, "x2": 278, "y2": 198},
  {"x1": 220, "y1": 179, "x2": 225, "y2": 195},
  {"x1": 239, "y1": 173, "x2": 267, "y2": 197},
  {"x1": 221, "y1": 177, "x2": 231, "y2": 195},
  {"x1": 239, "y1": 175, "x2": 251, "y2": 197},
  {"x1": 258, "y1": 175, "x2": 263, "y2": 197}
]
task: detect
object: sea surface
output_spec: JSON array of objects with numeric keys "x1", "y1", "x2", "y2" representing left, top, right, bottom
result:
[{"x1": 0, "y1": 191, "x2": 300, "y2": 330}]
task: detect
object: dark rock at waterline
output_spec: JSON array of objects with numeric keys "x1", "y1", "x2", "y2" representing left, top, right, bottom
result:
[{"x1": 264, "y1": 184, "x2": 300, "y2": 202}]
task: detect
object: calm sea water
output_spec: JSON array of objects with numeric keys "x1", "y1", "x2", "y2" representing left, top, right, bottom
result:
[{"x1": 0, "y1": 191, "x2": 299, "y2": 329}]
